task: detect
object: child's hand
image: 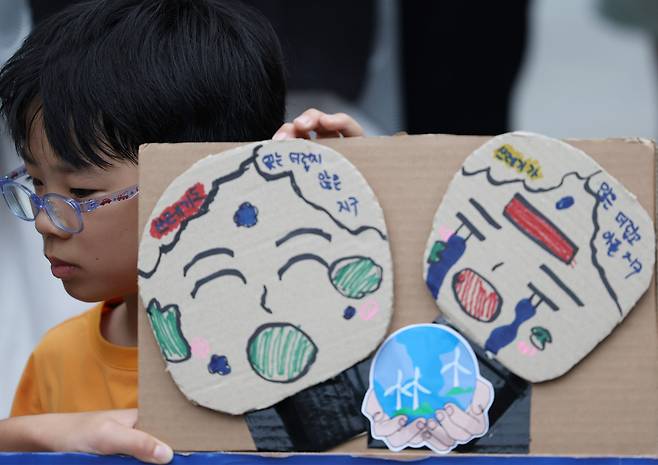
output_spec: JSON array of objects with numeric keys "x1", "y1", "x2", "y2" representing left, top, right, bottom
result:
[
  {"x1": 1, "y1": 409, "x2": 173, "y2": 464},
  {"x1": 273, "y1": 108, "x2": 364, "y2": 140}
]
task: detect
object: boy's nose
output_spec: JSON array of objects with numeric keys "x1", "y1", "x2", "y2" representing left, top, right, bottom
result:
[{"x1": 34, "y1": 209, "x2": 72, "y2": 239}]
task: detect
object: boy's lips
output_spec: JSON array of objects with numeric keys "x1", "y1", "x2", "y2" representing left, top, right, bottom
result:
[{"x1": 47, "y1": 256, "x2": 79, "y2": 279}]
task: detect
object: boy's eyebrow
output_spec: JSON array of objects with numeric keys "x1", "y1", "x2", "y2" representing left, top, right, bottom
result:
[
  {"x1": 275, "y1": 228, "x2": 333, "y2": 247},
  {"x1": 183, "y1": 247, "x2": 235, "y2": 276},
  {"x1": 54, "y1": 163, "x2": 95, "y2": 174},
  {"x1": 26, "y1": 161, "x2": 96, "y2": 175}
]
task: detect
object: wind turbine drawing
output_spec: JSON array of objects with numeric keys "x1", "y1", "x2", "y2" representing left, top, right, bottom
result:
[
  {"x1": 441, "y1": 347, "x2": 471, "y2": 387},
  {"x1": 384, "y1": 367, "x2": 430, "y2": 411},
  {"x1": 403, "y1": 366, "x2": 430, "y2": 410},
  {"x1": 384, "y1": 369, "x2": 412, "y2": 410}
]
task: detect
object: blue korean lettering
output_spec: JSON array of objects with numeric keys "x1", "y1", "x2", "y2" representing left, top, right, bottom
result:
[
  {"x1": 262, "y1": 153, "x2": 283, "y2": 170},
  {"x1": 597, "y1": 182, "x2": 617, "y2": 210},
  {"x1": 337, "y1": 196, "x2": 359, "y2": 216}
]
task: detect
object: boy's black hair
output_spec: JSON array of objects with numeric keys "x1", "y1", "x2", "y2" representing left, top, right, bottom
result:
[{"x1": 0, "y1": 0, "x2": 286, "y2": 168}]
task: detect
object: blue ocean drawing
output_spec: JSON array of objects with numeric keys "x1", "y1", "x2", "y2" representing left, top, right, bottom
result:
[{"x1": 372, "y1": 325, "x2": 478, "y2": 422}]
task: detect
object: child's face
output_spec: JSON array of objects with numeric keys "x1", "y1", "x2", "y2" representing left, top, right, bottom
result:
[
  {"x1": 139, "y1": 141, "x2": 393, "y2": 414},
  {"x1": 25, "y1": 121, "x2": 138, "y2": 302}
]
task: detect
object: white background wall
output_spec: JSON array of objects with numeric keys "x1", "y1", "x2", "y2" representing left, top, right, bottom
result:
[
  {"x1": 512, "y1": 0, "x2": 657, "y2": 139},
  {"x1": 0, "y1": 0, "x2": 90, "y2": 419}
]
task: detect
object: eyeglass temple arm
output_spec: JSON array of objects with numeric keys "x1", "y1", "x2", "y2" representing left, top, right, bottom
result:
[
  {"x1": 78, "y1": 185, "x2": 140, "y2": 213},
  {"x1": 2, "y1": 165, "x2": 27, "y2": 181}
]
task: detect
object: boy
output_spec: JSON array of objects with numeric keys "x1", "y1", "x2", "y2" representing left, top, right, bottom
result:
[{"x1": 0, "y1": 0, "x2": 362, "y2": 463}]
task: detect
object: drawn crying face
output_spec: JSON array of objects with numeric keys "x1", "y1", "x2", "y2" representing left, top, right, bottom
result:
[
  {"x1": 139, "y1": 140, "x2": 392, "y2": 414},
  {"x1": 423, "y1": 132, "x2": 654, "y2": 382}
]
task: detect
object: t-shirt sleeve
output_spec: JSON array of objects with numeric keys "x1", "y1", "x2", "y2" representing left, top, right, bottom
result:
[{"x1": 10, "y1": 353, "x2": 44, "y2": 417}]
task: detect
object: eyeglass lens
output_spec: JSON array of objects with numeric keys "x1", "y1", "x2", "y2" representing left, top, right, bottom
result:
[
  {"x1": 45, "y1": 196, "x2": 80, "y2": 231},
  {"x1": 2, "y1": 183, "x2": 81, "y2": 232},
  {"x1": 2, "y1": 183, "x2": 33, "y2": 220}
]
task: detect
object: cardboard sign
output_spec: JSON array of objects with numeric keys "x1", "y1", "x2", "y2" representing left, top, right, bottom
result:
[
  {"x1": 423, "y1": 132, "x2": 655, "y2": 382},
  {"x1": 138, "y1": 140, "x2": 393, "y2": 414},
  {"x1": 137, "y1": 136, "x2": 657, "y2": 455}
]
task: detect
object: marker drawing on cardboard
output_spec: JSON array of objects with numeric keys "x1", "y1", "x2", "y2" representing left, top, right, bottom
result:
[
  {"x1": 138, "y1": 139, "x2": 393, "y2": 414},
  {"x1": 423, "y1": 132, "x2": 655, "y2": 382},
  {"x1": 362, "y1": 324, "x2": 494, "y2": 454}
]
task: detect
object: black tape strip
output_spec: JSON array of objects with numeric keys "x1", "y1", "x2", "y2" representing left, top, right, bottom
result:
[
  {"x1": 245, "y1": 359, "x2": 371, "y2": 451},
  {"x1": 448, "y1": 317, "x2": 530, "y2": 453}
]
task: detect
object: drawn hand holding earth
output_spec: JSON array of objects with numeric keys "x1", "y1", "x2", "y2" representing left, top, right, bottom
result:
[{"x1": 362, "y1": 324, "x2": 493, "y2": 453}]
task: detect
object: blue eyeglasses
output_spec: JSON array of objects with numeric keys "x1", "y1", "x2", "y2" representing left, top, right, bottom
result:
[{"x1": 0, "y1": 165, "x2": 139, "y2": 234}]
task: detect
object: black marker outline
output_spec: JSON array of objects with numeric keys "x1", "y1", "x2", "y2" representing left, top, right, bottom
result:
[
  {"x1": 469, "y1": 198, "x2": 502, "y2": 230},
  {"x1": 191, "y1": 269, "x2": 247, "y2": 299},
  {"x1": 252, "y1": 152, "x2": 387, "y2": 241},
  {"x1": 527, "y1": 282, "x2": 559, "y2": 312},
  {"x1": 327, "y1": 255, "x2": 384, "y2": 299},
  {"x1": 183, "y1": 247, "x2": 235, "y2": 277},
  {"x1": 456, "y1": 212, "x2": 485, "y2": 241},
  {"x1": 462, "y1": 164, "x2": 622, "y2": 315},
  {"x1": 146, "y1": 298, "x2": 191, "y2": 363},
  {"x1": 450, "y1": 267, "x2": 503, "y2": 322},
  {"x1": 275, "y1": 228, "x2": 332, "y2": 247},
  {"x1": 584, "y1": 175, "x2": 623, "y2": 315},
  {"x1": 139, "y1": 145, "x2": 387, "y2": 279},
  {"x1": 462, "y1": 166, "x2": 598, "y2": 193},
  {"x1": 246, "y1": 322, "x2": 318, "y2": 384},
  {"x1": 278, "y1": 253, "x2": 329, "y2": 280},
  {"x1": 260, "y1": 285, "x2": 272, "y2": 314},
  {"x1": 540, "y1": 264, "x2": 584, "y2": 307}
]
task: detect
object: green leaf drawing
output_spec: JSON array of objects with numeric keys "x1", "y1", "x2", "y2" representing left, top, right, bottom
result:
[
  {"x1": 427, "y1": 241, "x2": 447, "y2": 263},
  {"x1": 146, "y1": 299, "x2": 191, "y2": 363},
  {"x1": 530, "y1": 326, "x2": 552, "y2": 351}
]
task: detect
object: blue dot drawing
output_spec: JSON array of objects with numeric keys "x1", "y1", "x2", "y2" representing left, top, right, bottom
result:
[
  {"x1": 233, "y1": 202, "x2": 258, "y2": 227},
  {"x1": 555, "y1": 196, "x2": 574, "y2": 210},
  {"x1": 343, "y1": 306, "x2": 356, "y2": 320},
  {"x1": 371, "y1": 324, "x2": 478, "y2": 421},
  {"x1": 208, "y1": 354, "x2": 231, "y2": 375}
]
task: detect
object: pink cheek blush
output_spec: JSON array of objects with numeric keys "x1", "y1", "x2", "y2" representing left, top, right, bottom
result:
[
  {"x1": 437, "y1": 225, "x2": 454, "y2": 241},
  {"x1": 517, "y1": 340, "x2": 537, "y2": 357},
  {"x1": 191, "y1": 337, "x2": 210, "y2": 360},
  {"x1": 358, "y1": 298, "x2": 380, "y2": 321}
]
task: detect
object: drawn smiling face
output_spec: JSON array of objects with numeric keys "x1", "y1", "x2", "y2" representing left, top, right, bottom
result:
[
  {"x1": 139, "y1": 140, "x2": 392, "y2": 414},
  {"x1": 424, "y1": 132, "x2": 654, "y2": 382}
]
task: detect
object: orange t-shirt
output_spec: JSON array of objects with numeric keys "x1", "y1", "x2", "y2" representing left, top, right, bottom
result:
[{"x1": 10, "y1": 301, "x2": 137, "y2": 416}]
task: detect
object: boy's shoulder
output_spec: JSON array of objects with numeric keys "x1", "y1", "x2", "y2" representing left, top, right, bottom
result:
[{"x1": 33, "y1": 303, "x2": 104, "y2": 359}]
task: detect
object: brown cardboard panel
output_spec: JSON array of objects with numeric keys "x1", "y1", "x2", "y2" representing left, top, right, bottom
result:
[
  {"x1": 529, "y1": 138, "x2": 658, "y2": 455},
  {"x1": 138, "y1": 135, "x2": 657, "y2": 455}
]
